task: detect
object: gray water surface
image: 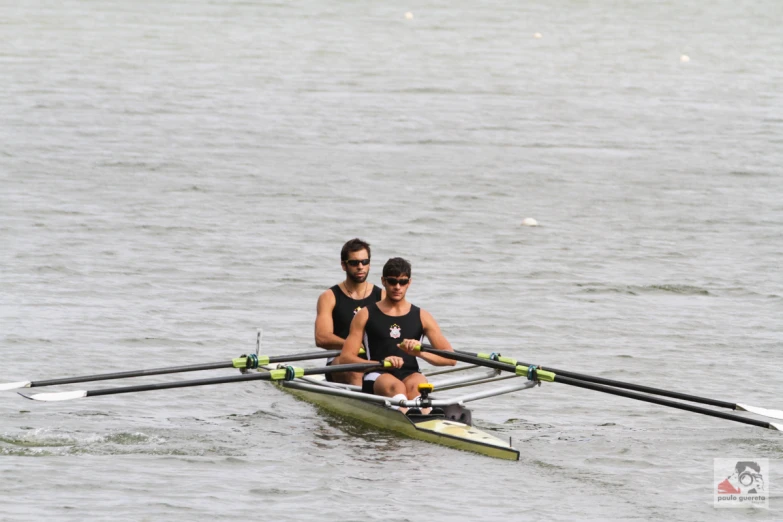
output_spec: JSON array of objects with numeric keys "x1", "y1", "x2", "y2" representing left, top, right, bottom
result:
[{"x1": 2, "y1": 0, "x2": 782, "y2": 520}]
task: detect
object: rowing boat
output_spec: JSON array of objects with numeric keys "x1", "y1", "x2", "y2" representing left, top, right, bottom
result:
[
  {"x1": 7, "y1": 333, "x2": 781, "y2": 461},
  {"x1": 263, "y1": 362, "x2": 536, "y2": 460}
]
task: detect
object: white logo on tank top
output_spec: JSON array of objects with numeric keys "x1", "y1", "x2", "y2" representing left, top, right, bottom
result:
[{"x1": 389, "y1": 324, "x2": 401, "y2": 339}]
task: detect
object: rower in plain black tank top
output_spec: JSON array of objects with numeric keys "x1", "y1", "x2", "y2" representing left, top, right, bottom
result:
[
  {"x1": 362, "y1": 302, "x2": 424, "y2": 372},
  {"x1": 330, "y1": 284, "x2": 383, "y2": 341}
]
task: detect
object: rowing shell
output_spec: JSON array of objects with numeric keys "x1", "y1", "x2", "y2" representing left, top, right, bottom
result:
[{"x1": 265, "y1": 368, "x2": 522, "y2": 461}]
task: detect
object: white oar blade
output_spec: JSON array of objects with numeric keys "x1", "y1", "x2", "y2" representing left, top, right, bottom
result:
[
  {"x1": 771, "y1": 423, "x2": 783, "y2": 432},
  {"x1": 18, "y1": 390, "x2": 88, "y2": 402},
  {"x1": 0, "y1": 381, "x2": 32, "y2": 391},
  {"x1": 736, "y1": 404, "x2": 783, "y2": 421}
]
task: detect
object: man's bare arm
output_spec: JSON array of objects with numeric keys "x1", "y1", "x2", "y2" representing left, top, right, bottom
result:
[
  {"x1": 340, "y1": 308, "x2": 371, "y2": 364},
  {"x1": 314, "y1": 290, "x2": 345, "y2": 349},
  {"x1": 417, "y1": 310, "x2": 456, "y2": 366}
]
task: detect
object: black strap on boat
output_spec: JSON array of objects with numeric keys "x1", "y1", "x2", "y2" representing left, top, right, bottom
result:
[
  {"x1": 237, "y1": 353, "x2": 259, "y2": 374},
  {"x1": 283, "y1": 365, "x2": 297, "y2": 381}
]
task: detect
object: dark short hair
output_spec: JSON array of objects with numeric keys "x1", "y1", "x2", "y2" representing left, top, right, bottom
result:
[
  {"x1": 382, "y1": 257, "x2": 411, "y2": 278},
  {"x1": 341, "y1": 238, "x2": 371, "y2": 262}
]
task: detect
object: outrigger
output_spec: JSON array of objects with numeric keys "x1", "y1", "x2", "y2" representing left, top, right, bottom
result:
[{"x1": 3, "y1": 331, "x2": 781, "y2": 460}]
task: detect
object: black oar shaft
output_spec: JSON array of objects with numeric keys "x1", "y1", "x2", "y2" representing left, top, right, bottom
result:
[
  {"x1": 512, "y1": 361, "x2": 737, "y2": 411},
  {"x1": 421, "y1": 346, "x2": 517, "y2": 372},
  {"x1": 27, "y1": 349, "x2": 343, "y2": 388},
  {"x1": 32, "y1": 361, "x2": 234, "y2": 388},
  {"x1": 450, "y1": 349, "x2": 739, "y2": 411},
  {"x1": 557, "y1": 375, "x2": 775, "y2": 430},
  {"x1": 87, "y1": 372, "x2": 270, "y2": 397},
  {"x1": 418, "y1": 345, "x2": 777, "y2": 430},
  {"x1": 82, "y1": 362, "x2": 383, "y2": 398},
  {"x1": 268, "y1": 350, "x2": 341, "y2": 363}
]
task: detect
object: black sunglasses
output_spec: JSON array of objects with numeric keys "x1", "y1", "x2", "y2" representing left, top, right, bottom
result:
[
  {"x1": 384, "y1": 277, "x2": 410, "y2": 287},
  {"x1": 345, "y1": 258, "x2": 370, "y2": 267}
]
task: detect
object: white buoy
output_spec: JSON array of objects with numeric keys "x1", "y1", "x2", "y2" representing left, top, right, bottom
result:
[
  {"x1": 521, "y1": 217, "x2": 539, "y2": 227},
  {"x1": 534, "y1": 32, "x2": 543, "y2": 39},
  {"x1": 680, "y1": 54, "x2": 690, "y2": 62},
  {"x1": 405, "y1": 12, "x2": 413, "y2": 19}
]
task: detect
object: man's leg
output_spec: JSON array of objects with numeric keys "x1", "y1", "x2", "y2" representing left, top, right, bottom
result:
[
  {"x1": 402, "y1": 373, "x2": 431, "y2": 414},
  {"x1": 402, "y1": 372, "x2": 428, "y2": 399},
  {"x1": 329, "y1": 370, "x2": 364, "y2": 387},
  {"x1": 373, "y1": 373, "x2": 410, "y2": 413},
  {"x1": 329, "y1": 355, "x2": 364, "y2": 386}
]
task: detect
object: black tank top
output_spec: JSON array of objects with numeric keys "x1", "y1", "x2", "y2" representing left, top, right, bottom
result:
[
  {"x1": 330, "y1": 284, "x2": 383, "y2": 339},
  {"x1": 363, "y1": 302, "x2": 423, "y2": 372}
]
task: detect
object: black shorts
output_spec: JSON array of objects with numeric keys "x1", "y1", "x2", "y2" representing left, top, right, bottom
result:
[
  {"x1": 324, "y1": 357, "x2": 335, "y2": 383},
  {"x1": 361, "y1": 368, "x2": 421, "y2": 394}
]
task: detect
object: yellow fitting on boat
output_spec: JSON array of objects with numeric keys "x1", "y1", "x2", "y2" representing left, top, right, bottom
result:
[
  {"x1": 418, "y1": 383, "x2": 434, "y2": 392},
  {"x1": 268, "y1": 367, "x2": 304, "y2": 380},
  {"x1": 476, "y1": 352, "x2": 518, "y2": 365},
  {"x1": 232, "y1": 355, "x2": 267, "y2": 369},
  {"x1": 514, "y1": 365, "x2": 555, "y2": 382}
]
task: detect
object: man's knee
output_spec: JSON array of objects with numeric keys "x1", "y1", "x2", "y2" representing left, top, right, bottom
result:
[
  {"x1": 375, "y1": 377, "x2": 405, "y2": 396},
  {"x1": 404, "y1": 374, "x2": 427, "y2": 396}
]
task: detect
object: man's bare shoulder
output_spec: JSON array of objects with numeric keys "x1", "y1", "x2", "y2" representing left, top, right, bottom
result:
[
  {"x1": 317, "y1": 286, "x2": 338, "y2": 308},
  {"x1": 419, "y1": 308, "x2": 439, "y2": 325}
]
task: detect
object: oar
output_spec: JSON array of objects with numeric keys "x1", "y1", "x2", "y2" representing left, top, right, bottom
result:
[
  {"x1": 415, "y1": 345, "x2": 782, "y2": 432},
  {"x1": 18, "y1": 361, "x2": 389, "y2": 402},
  {"x1": 0, "y1": 349, "x2": 349, "y2": 391},
  {"x1": 455, "y1": 349, "x2": 783, "y2": 421}
]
